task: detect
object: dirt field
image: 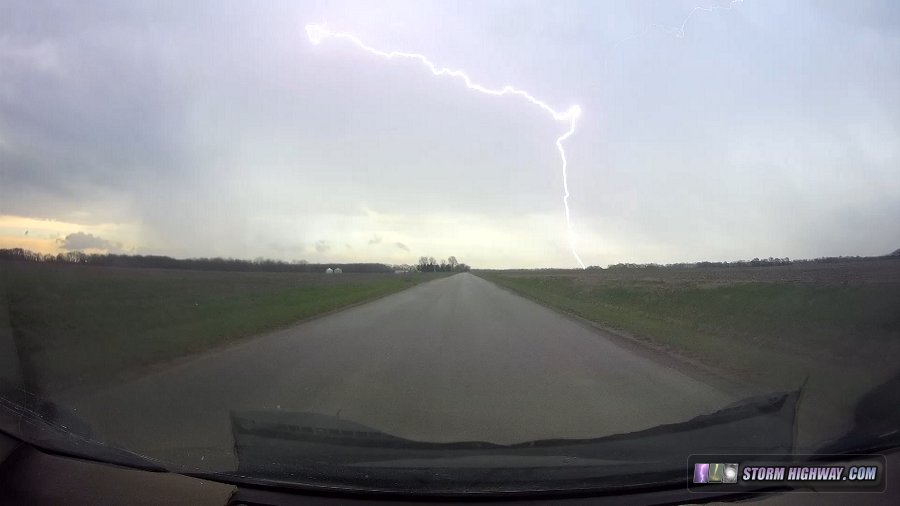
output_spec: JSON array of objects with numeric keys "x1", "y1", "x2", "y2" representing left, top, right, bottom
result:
[{"x1": 497, "y1": 258, "x2": 900, "y2": 285}]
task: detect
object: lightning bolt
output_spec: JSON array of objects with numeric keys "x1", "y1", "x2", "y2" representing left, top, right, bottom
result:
[
  {"x1": 662, "y1": 0, "x2": 744, "y2": 39},
  {"x1": 614, "y1": 0, "x2": 745, "y2": 49},
  {"x1": 305, "y1": 24, "x2": 587, "y2": 269}
]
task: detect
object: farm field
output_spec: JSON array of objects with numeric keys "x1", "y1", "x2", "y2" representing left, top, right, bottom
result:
[
  {"x1": 477, "y1": 259, "x2": 900, "y2": 433},
  {"x1": 0, "y1": 260, "x2": 446, "y2": 393}
]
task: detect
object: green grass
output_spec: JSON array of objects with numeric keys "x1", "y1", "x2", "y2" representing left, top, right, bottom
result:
[
  {"x1": 477, "y1": 265, "x2": 900, "y2": 390},
  {"x1": 1, "y1": 261, "x2": 446, "y2": 392}
]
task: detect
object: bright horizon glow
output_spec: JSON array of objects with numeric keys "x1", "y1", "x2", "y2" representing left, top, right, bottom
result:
[{"x1": 304, "y1": 23, "x2": 587, "y2": 269}]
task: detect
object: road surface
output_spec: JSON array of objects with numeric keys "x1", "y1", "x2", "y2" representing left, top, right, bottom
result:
[{"x1": 57, "y1": 273, "x2": 737, "y2": 470}]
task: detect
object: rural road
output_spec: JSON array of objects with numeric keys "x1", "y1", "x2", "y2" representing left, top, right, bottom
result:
[{"x1": 57, "y1": 273, "x2": 737, "y2": 469}]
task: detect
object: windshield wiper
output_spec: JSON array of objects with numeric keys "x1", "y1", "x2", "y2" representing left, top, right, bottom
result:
[
  {"x1": 0, "y1": 388, "x2": 167, "y2": 473},
  {"x1": 816, "y1": 370, "x2": 900, "y2": 455}
]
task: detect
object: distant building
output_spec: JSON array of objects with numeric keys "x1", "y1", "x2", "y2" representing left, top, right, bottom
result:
[
  {"x1": 325, "y1": 268, "x2": 333, "y2": 274},
  {"x1": 333, "y1": 267, "x2": 343, "y2": 274}
]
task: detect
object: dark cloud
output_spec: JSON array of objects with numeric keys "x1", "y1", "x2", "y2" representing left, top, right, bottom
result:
[
  {"x1": 58, "y1": 231, "x2": 120, "y2": 252},
  {"x1": 1, "y1": 2, "x2": 898, "y2": 266}
]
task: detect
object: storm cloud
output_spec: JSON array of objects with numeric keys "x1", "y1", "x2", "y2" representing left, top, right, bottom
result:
[{"x1": 1, "y1": 1, "x2": 898, "y2": 267}]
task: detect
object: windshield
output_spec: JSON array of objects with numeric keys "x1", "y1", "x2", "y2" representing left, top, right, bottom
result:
[{"x1": 1, "y1": 0, "x2": 899, "y2": 496}]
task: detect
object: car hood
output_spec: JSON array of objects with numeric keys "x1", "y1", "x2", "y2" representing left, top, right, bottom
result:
[{"x1": 227, "y1": 390, "x2": 799, "y2": 493}]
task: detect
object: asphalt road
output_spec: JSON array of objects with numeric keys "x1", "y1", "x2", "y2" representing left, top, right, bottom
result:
[{"x1": 58, "y1": 273, "x2": 736, "y2": 470}]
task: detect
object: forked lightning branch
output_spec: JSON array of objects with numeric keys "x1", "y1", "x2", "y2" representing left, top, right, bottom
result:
[{"x1": 305, "y1": 24, "x2": 586, "y2": 268}]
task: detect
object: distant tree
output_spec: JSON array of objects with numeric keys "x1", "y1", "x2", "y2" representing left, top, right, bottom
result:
[{"x1": 415, "y1": 255, "x2": 468, "y2": 272}]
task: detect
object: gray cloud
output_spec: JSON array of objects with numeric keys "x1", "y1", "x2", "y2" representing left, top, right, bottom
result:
[
  {"x1": 394, "y1": 242, "x2": 410, "y2": 252},
  {"x1": 1, "y1": 1, "x2": 898, "y2": 267},
  {"x1": 58, "y1": 232, "x2": 121, "y2": 252}
]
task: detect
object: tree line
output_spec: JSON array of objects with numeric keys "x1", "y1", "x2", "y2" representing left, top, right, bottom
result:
[
  {"x1": 416, "y1": 255, "x2": 470, "y2": 272},
  {"x1": 0, "y1": 248, "x2": 396, "y2": 274}
]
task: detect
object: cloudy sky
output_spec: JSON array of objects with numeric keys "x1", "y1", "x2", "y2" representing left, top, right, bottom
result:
[{"x1": 1, "y1": 0, "x2": 898, "y2": 268}]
